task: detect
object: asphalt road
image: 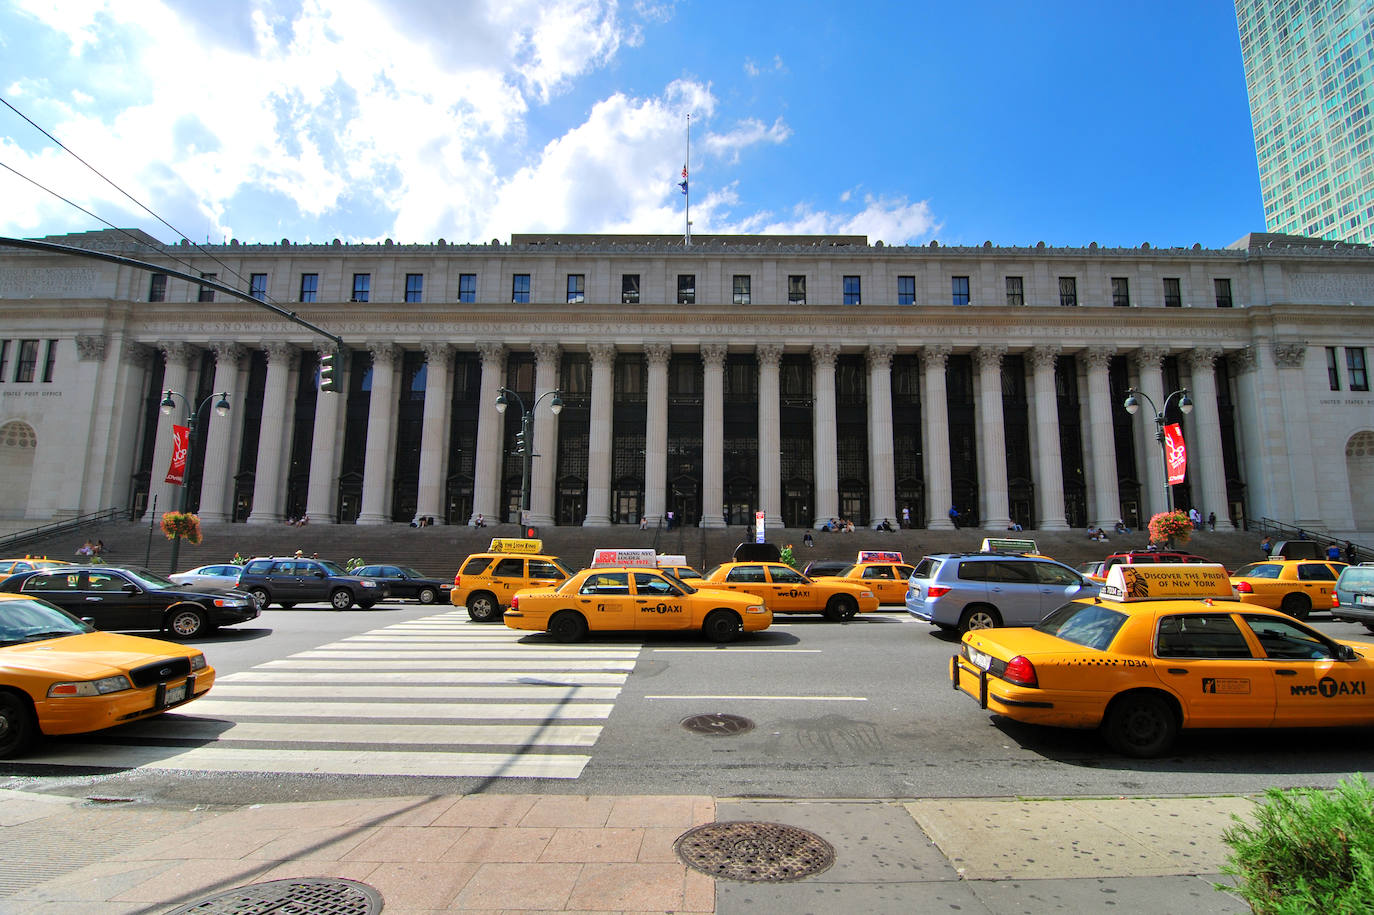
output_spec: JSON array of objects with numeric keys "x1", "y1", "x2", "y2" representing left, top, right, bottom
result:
[{"x1": 3, "y1": 601, "x2": 1372, "y2": 806}]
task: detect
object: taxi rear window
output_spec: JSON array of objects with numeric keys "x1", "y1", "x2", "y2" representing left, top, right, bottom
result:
[
  {"x1": 462, "y1": 556, "x2": 494, "y2": 576},
  {"x1": 1234, "y1": 563, "x2": 1280, "y2": 578},
  {"x1": 1034, "y1": 602, "x2": 1128, "y2": 651}
]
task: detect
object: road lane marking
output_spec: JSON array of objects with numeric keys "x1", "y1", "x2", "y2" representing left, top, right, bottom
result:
[
  {"x1": 256, "y1": 659, "x2": 636, "y2": 671},
  {"x1": 218, "y1": 670, "x2": 630, "y2": 685},
  {"x1": 112, "y1": 719, "x2": 605, "y2": 747},
  {"x1": 184, "y1": 699, "x2": 616, "y2": 719},
  {"x1": 644, "y1": 695, "x2": 868, "y2": 701},
  {"x1": 210, "y1": 684, "x2": 623, "y2": 700},
  {"x1": 650, "y1": 648, "x2": 821, "y2": 653}
]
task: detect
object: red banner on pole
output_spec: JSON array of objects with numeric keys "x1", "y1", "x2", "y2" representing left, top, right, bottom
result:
[
  {"x1": 165, "y1": 424, "x2": 189, "y2": 485},
  {"x1": 1164, "y1": 422, "x2": 1187, "y2": 485}
]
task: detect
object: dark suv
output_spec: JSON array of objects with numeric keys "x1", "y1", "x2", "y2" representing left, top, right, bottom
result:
[{"x1": 236, "y1": 557, "x2": 390, "y2": 610}]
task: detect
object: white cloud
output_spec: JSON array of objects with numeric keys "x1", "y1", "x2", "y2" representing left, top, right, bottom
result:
[
  {"x1": 702, "y1": 117, "x2": 790, "y2": 164},
  {"x1": 721, "y1": 195, "x2": 939, "y2": 245}
]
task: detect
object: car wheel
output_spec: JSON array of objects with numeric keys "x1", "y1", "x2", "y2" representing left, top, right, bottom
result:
[
  {"x1": 0, "y1": 691, "x2": 36, "y2": 759},
  {"x1": 1280, "y1": 593, "x2": 1311, "y2": 619},
  {"x1": 549, "y1": 610, "x2": 588, "y2": 643},
  {"x1": 417, "y1": 587, "x2": 438, "y2": 605},
  {"x1": 467, "y1": 591, "x2": 500, "y2": 622},
  {"x1": 1364, "y1": 623, "x2": 1374, "y2": 635},
  {"x1": 1103, "y1": 692, "x2": 1179, "y2": 758},
  {"x1": 330, "y1": 589, "x2": 354, "y2": 611},
  {"x1": 703, "y1": 609, "x2": 743, "y2": 643},
  {"x1": 167, "y1": 607, "x2": 208, "y2": 638},
  {"x1": 958, "y1": 605, "x2": 1002, "y2": 633},
  {"x1": 823, "y1": 595, "x2": 858, "y2": 621},
  {"x1": 248, "y1": 587, "x2": 270, "y2": 609}
]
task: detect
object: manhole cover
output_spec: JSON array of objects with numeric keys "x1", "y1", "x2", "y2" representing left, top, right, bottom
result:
[
  {"x1": 164, "y1": 877, "x2": 383, "y2": 914},
  {"x1": 674, "y1": 821, "x2": 835, "y2": 882},
  {"x1": 681, "y1": 713, "x2": 754, "y2": 736}
]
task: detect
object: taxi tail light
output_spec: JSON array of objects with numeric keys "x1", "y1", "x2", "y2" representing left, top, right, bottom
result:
[
  {"x1": 1235, "y1": 581, "x2": 1253, "y2": 594},
  {"x1": 454, "y1": 573, "x2": 462, "y2": 587},
  {"x1": 927, "y1": 586, "x2": 952, "y2": 598},
  {"x1": 510, "y1": 595, "x2": 520, "y2": 609},
  {"x1": 1003, "y1": 656, "x2": 1038, "y2": 687}
]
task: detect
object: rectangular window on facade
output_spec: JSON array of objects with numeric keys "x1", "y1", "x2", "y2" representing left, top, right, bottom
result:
[
  {"x1": 459, "y1": 273, "x2": 477, "y2": 302},
  {"x1": 1058, "y1": 276, "x2": 1078, "y2": 307},
  {"x1": 843, "y1": 275, "x2": 861, "y2": 305},
  {"x1": 1111, "y1": 277, "x2": 1130, "y2": 307},
  {"x1": 249, "y1": 273, "x2": 268, "y2": 301},
  {"x1": 1327, "y1": 347, "x2": 1342, "y2": 390},
  {"x1": 567, "y1": 274, "x2": 585, "y2": 304},
  {"x1": 15, "y1": 340, "x2": 38, "y2": 383},
  {"x1": 352, "y1": 273, "x2": 371, "y2": 302},
  {"x1": 897, "y1": 275, "x2": 916, "y2": 305},
  {"x1": 952, "y1": 276, "x2": 970, "y2": 306},
  {"x1": 148, "y1": 274, "x2": 167, "y2": 302},
  {"x1": 1163, "y1": 277, "x2": 1182, "y2": 307},
  {"x1": 733, "y1": 275, "x2": 751, "y2": 305},
  {"x1": 42, "y1": 339, "x2": 57, "y2": 383},
  {"x1": 1349, "y1": 347, "x2": 1370, "y2": 391},
  {"x1": 621, "y1": 274, "x2": 639, "y2": 304},
  {"x1": 198, "y1": 272, "x2": 216, "y2": 303},
  {"x1": 677, "y1": 274, "x2": 695, "y2": 305},
  {"x1": 788, "y1": 275, "x2": 806, "y2": 305},
  {"x1": 0, "y1": 341, "x2": 8, "y2": 382},
  {"x1": 1005, "y1": 276, "x2": 1024, "y2": 306},
  {"x1": 405, "y1": 273, "x2": 424, "y2": 303},
  {"x1": 300, "y1": 273, "x2": 318, "y2": 302},
  {"x1": 1214, "y1": 278, "x2": 1233, "y2": 308},
  {"x1": 512, "y1": 274, "x2": 530, "y2": 303}
]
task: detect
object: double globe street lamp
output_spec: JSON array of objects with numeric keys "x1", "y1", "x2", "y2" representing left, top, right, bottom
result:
[
  {"x1": 1122, "y1": 387, "x2": 1193, "y2": 515},
  {"x1": 495, "y1": 387, "x2": 562, "y2": 525},
  {"x1": 159, "y1": 390, "x2": 230, "y2": 573}
]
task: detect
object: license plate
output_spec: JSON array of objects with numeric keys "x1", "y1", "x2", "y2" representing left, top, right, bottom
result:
[
  {"x1": 1359, "y1": 594, "x2": 1374, "y2": 607},
  {"x1": 164, "y1": 682, "x2": 188, "y2": 705},
  {"x1": 968, "y1": 648, "x2": 992, "y2": 671}
]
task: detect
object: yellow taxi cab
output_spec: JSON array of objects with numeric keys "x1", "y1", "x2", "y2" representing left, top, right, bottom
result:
[
  {"x1": 1230, "y1": 559, "x2": 1347, "y2": 619},
  {"x1": 656, "y1": 553, "x2": 703, "y2": 583},
  {"x1": 0, "y1": 557, "x2": 71, "y2": 576},
  {"x1": 951, "y1": 563, "x2": 1374, "y2": 757},
  {"x1": 504, "y1": 555, "x2": 771, "y2": 643},
  {"x1": 0, "y1": 591, "x2": 214, "y2": 758},
  {"x1": 812, "y1": 550, "x2": 915, "y2": 606},
  {"x1": 451, "y1": 539, "x2": 573, "y2": 622},
  {"x1": 701, "y1": 544, "x2": 879, "y2": 620}
]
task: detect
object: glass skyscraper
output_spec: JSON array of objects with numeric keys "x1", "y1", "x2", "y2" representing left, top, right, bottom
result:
[{"x1": 1236, "y1": 0, "x2": 1374, "y2": 243}]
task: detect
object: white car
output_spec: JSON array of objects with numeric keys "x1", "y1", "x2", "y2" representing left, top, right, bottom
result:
[{"x1": 169, "y1": 564, "x2": 244, "y2": 592}]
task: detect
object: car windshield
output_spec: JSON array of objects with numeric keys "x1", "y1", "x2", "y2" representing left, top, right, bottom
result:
[
  {"x1": 120, "y1": 568, "x2": 178, "y2": 589},
  {"x1": 0, "y1": 597, "x2": 93, "y2": 645},
  {"x1": 397, "y1": 567, "x2": 425, "y2": 578},
  {"x1": 1034, "y1": 602, "x2": 1129, "y2": 651},
  {"x1": 660, "y1": 572, "x2": 698, "y2": 593},
  {"x1": 1234, "y1": 563, "x2": 1281, "y2": 579},
  {"x1": 836, "y1": 565, "x2": 861, "y2": 577},
  {"x1": 318, "y1": 560, "x2": 348, "y2": 575},
  {"x1": 1339, "y1": 569, "x2": 1374, "y2": 587}
]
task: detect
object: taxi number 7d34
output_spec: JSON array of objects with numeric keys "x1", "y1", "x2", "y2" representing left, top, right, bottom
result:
[{"x1": 968, "y1": 648, "x2": 992, "y2": 671}]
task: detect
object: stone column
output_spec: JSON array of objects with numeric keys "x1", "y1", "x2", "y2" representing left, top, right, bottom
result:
[
  {"x1": 145, "y1": 342, "x2": 197, "y2": 521},
  {"x1": 1273, "y1": 343, "x2": 1322, "y2": 528},
  {"x1": 356, "y1": 342, "x2": 399, "y2": 525},
  {"x1": 415, "y1": 342, "x2": 454, "y2": 524},
  {"x1": 643, "y1": 343, "x2": 671, "y2": 525},
  {"x1": 1131, "y1": 346, "x2": 1169, "y2": 520},
  {"x1": 1229, "y1": 346, "x2": 1286, "y2": 523},
  {"x1": 975, "y1": 345, "x2": 1011, "y2": 530},
  {"x1": 700, "y1": 343, "x2": 727, "y2": 528},
  {"x1": 198, "y1": 342, "x2": 245, "y2": 522},
  {"x1": 1083, "y1": 346, "x2": 1122, "y2": 529},
  {"x1": 866, "y1": 344, "x2": 897, "y2": 529},
  {"x1": 1185, "y1": 347, "x2": 1235, "y2": 532},
  {"x1": 246, "y1": 342, "x2": 297, "y2": 524},
  {"x1": 1028, "y1": 346, "x2": 1068, "y2": 529},
  {"x1": 923, "y1": 345, "x2": 955, "y2": 529},
  {"x1": 305, "y1": 344, "x2": 344, "y2": 523},
  {"x1": 471, "y1": 342, "x2": 507, "y2": 524},
  {"x1": 757, "y1": 343, "x2": 783, "y2": 528},
  {"x1": 529, "y1": 342, "x2": 561, "y2": 526},
  {"x1": 811, "y1": 343, "x2": 840, "y2": 528},
  {"x1": 583, "y1": 343, "x2": 616, "y2": 526},
  {"x1": 74, "y1": 335, "x2": 109, "y2": 516}
]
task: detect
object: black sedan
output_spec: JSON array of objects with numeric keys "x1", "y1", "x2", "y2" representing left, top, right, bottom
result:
[
  {"x1": 0, "y1": 565, "x2": 259, "y2": 638},
  {"x1": 352, "y1": 565, "x2": 450, "y2": 604}
]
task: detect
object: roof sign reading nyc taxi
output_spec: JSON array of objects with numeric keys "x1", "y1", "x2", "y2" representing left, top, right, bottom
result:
[
  {"x1": 489, "y1": 538, "x2": 543, "y2": 554},
  {"x1": 981, "y1": 538, "x2": 1038, "y2": 554},
  {"x1": 1100, "y1": 563, "x2": 1235, "y2": 602},
  {"x1": 590, "y1": 548, "x2": 657, "y2": 568},
  {"x1": 857, "y1": 550, "x2": 903, "y2": 564}
]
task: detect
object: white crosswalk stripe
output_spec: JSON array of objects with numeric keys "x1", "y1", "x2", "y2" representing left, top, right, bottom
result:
[{"x1": 22, "y1": 610, "x2": 638, "y2": 780}]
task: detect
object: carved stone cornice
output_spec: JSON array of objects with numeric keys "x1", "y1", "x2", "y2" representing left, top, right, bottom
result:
[
  {"x1": 1027, "y1": 345, "x2": 1061, "y2": 372},
  {"x1": 699, "y1": 343, "x2": 727, "y2": 369},
  {"x1": 1272, "y1": 342, "x2": 1306, "y2": 369},
  {"x1": 866, "y1": 344, "x2": 896, "y2": 371},
  {"x1": 1186, "y1": 347, "x2": 1222, "y2": 372},
  {"x1": 973, "y1": 345, "x2": 1007, "y2": 372},
  {"x1": 532, "y1": 341, "x2": 561, "y2": 368},
  {"x1": 756, "y1": 343, "x2": 783, "y2": 367},
  {"x1": 588, "y1": 342, "x2": 617, "y2": 368},
  {"x1": 122, "y1": 342, "x2": 155, "y2": 367},
  {"x1": 366, "y1": 342, "x2": 401, "y2": 368},
  {"x1": 159, "y1": 341, "x2": 198, "y2": 368},
  {"x1": 1131, "y1": 346, "x2": 1168, "y2": 373},
  {"x1": 810, "y1": 343, "x2": 840, "y2": 369},
  {"x1": 476, "y1": 341, "x2": 507, "y2": 368},
  {"x1": 1082, "y1": 346, "x2": 1117, "y2": 370},
  {"x1": 922, "y1": 344, "x2": 952, "y2": 370},
  {"x1": 643, "y1": 343, "x2": 672, "y2": 367},
  {"x1": 423, "y1": 342, "x2": 454, "y2": 365},
  {"x1": 1229, "y1": 346, "x2": 1259, "y2": 375},
  {"x1": 213, "y1": 341, "x2": 247, "y2": 366},
  {"x1": 75, "y1": 334, "x2": 106, "y2": 362}
]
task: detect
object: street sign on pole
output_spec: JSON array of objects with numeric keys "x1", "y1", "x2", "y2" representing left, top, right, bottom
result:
[{"x1": 754, "y1": 511, "x2": 766, "y2": 544}]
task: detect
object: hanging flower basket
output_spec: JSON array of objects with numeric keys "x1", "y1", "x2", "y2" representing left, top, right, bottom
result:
[
  {"x1": 1148, "y1": 510, "x2": 1192, "y2": 547},
  {"x1": 161, "y1": 511, "x2": 203, "y2": 546}
]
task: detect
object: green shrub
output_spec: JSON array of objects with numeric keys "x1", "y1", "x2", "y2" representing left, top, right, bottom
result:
[
  {"x1": 345, "y1": 557, "x2": 365, "y2": 573},
  {"x1": 1219, "y1": 774, "x2": 1374, "y2": 914}
]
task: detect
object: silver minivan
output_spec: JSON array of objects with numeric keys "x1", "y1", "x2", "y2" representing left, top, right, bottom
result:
[
  {"x1": 905, "y1": 552, "x2": 1101, "y2": 633},
  {"x1": 1333, "y1": 564, "x2": 1374, "y2": 632}
]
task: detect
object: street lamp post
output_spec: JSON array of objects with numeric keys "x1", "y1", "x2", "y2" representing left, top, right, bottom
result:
[
  {"x1": 494, "y1": 387, "x2": 563, "y2": 525},
  {"x1": 1122, "y1": 386, "x2": 1193, "y2": 515},
  {"x1": 160, "y1": 390, "x2": 230, "y2": 573}
]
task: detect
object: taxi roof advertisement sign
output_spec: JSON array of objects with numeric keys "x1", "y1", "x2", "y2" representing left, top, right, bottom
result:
[
  {"x1": 489, "y1": 538, "x2": 542, "y2": 554},
  {"x1": 591, "y1": 548, "x2": 657, "y2": 568},
  {"x1": 857, "y1": 550, "x2": 903, "y2": 564},
  {"x1": 1101, "y1": 563, "x2": 1233, "y2": 601}
]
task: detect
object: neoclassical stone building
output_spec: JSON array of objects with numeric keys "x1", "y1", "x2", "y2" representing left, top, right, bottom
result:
[{"x1": 1, "y1": 228, "x2": 1372, "y2": 534}]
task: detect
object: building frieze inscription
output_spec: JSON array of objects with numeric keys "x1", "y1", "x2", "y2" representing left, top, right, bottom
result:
[{"x1": 0, "y1": 266, "x2": 100, "y2": 296}]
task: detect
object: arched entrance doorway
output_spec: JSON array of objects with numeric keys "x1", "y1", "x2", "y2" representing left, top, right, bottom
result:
[
  {"x1": 1347, "y1": 431, "x2": 1374, "y2": 530},
  {"x1": 0, "y1": 421, "x2": 36, "y2": 518}
]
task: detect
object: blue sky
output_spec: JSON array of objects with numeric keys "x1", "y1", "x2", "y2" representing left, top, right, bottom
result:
[{"x1": 0, "y1": 0, "x2": 1265, "y2": 249}]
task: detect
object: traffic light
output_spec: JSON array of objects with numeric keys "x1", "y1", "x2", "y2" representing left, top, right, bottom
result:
[
  {"x1": 319, "y1": 350, "x2": 339, "y2": 392},
  {"x1": 514, "y1": 430, "x2": 526, "y2": 453}
]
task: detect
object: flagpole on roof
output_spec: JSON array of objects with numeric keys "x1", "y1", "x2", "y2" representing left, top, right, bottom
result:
[{"x1": 684, "y1": 113, "x2": 691, "y2": 248}]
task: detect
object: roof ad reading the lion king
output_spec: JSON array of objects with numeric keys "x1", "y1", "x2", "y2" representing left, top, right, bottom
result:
[{"x1": 1101, "y1": 564, "x2": 1233, "y2": 601}]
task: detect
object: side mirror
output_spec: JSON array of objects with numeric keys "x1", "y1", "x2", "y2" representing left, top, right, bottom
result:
[
  {"x1": 122, "y1": 583, "x2": 140, "y2": 594},
  {"x1": 1338, "y1": 644, "x2": 1358, "y2": 662},
  {"x1": 315, "y1": 570, "x2": 327, "y2": 578}
]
